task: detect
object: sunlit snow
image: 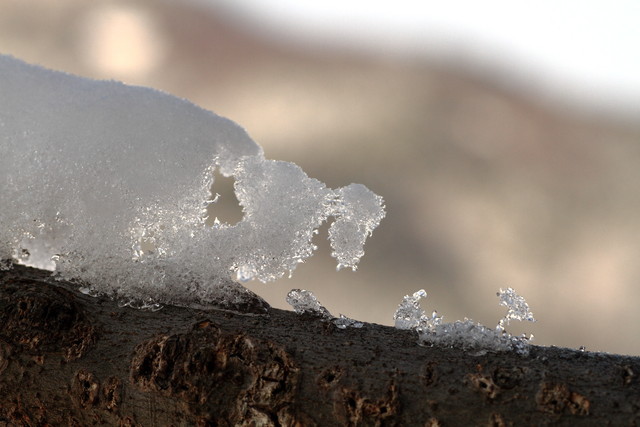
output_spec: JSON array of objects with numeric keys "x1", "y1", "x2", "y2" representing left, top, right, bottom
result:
[{"x1": 0, "y1": 55, "x2": 385, "y2": 308}]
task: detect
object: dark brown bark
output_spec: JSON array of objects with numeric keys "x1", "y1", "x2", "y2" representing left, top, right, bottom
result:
[{"x1": 0, "y1": 263, "x2": 639, "y2": 426}]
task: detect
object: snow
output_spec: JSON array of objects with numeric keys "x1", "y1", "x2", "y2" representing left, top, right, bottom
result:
[
  {"x1": 286, "y1": 289, "x2": 333, "y2": 318},
  {"x1": 394, "y1": 287, "x2": 535, "y2": 355},
  {"x1": 497, "y1": 287, "x2": 535, "y2": 330},
  {"x1": 0, "y1": 55, "x2": 385, "y2": 308},
  {"x1": 332, "y1": 314, "x2": 364, "y2": 329},
  {"x1": 286, "y1": 289, "x2": 364, "y2": 328},
  {"x1": 393, "y1": 289, "x2": 442, "y2": 332}
]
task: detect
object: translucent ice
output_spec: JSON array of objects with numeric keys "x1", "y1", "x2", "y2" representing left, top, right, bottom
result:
[
  {"x1": 333, "y1": 314, "x2": 364, "y2": 329},
  {"x1": 421, "y1": 320, "x2": 514, "y2": 354},
  {"x1": 394, "y1": 289, "x2": 427, "y2": 329},
  {"x1": 393, "y1": 289, "x2": 442, "y2": 332},
  {"x1": 0, "y1": 55, "x2": 385, "y2": 307},
  {"x1": 286, "y1": 289, "x2": 333, "y2": 318},
  {"x1": 394, "y1": 287, "x2": 535, "y2": 355},
  {"x1": 286, "y1": 289, "x2": 364, "y2": 328},
  {"x1": 329, "y1": 184, "x2": 386, "y2": 271},
  {"x1": 497, "y1": 287, "x2": 535, "y2": 330}
]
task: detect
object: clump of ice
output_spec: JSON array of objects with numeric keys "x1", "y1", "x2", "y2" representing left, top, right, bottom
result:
[
  {"x1": 286, "y1": 289, "x2": 333, "y2": 318},
  {"x1": 286, "y1": 289, "x2": 364, "y2": 328},
  {"x1": 393, "y1": 289, "x2": 442, "y2": 332},
  {"x1": 0, "y1": 55, "x2": 385, "y2": 308},
  {"x1": 497, "y1": 287, "x2": 535, "y2": 329},
  {"x1": 333, "y1": 314, "x2": 364, "y2": 329},
  {"x1": 394, "y1": 287, "x2": 535, "y2": 355}
]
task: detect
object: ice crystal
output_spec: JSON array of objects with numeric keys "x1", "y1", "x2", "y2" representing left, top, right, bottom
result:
[
  {"x1": 497, "y1": 287, "x2": 535, "y2": 330},
  {"x1": 420, "y1": 320, "x2": 512, "y2": 354},
  {"x1": 286, "y1": 289, "x2": 364, "y2": 329},
  {"x1": 419, "y1": 319, "x2": 533, "y2": 356},
  {"x1": 394, "y1": 289, "x2": 427, "y2": 329},
  {"x1": 286, "y1": 289, "x2": 332, "y2": 318},
  {"x1": 394, "y1": 287, "x2": 535, "y2": 355},
  {"x1": 0, "y1": 55, "x2": 385, "y2": 309},
  {"x1": 393, "y1": 289, "x2": 442, "y2": 332},
  {"x1": 333, "y1": 314, "x2": 364, "y2": 329}
]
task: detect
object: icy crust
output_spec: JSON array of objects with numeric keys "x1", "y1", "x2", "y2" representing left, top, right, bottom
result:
[
  {"x1": 286, "y1": 289, "x2": 364, "y2": 329},
  {"x1": 0, "y1": 55, "x2": 385, "y2": 308},
  {"x1": 394, "y1": 288, "x2": 535, "y2": 355}
]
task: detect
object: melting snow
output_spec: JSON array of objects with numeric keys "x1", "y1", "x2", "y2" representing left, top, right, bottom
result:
[
  {"x1": 0, "y1": 55, "x2": 384, "y2": 308},
  {"x1": 286, "y1": 289, "x2": 364, "y2": 328},
  {"x1": 394, "y1": 287, "x2": 535, "y2": 355},
  {"x1": 286, "y1": 289, "x2": 333, "y2": 318}
]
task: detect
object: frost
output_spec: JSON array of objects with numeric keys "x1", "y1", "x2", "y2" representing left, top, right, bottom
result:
[
  {"x1": 394, "y1": 287, "x2": 535, "y2": 355},
  {"x1": 0, "y1": 55, "x2": 385, "y2": 308},
  {"x1": 286, "y1": 289, "x2": 364, "y2": 329}
]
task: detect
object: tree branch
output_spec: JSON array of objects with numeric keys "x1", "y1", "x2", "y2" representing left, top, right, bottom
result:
[{"x1": 1, "y1": 263, "x2": 638, "y2": 426}]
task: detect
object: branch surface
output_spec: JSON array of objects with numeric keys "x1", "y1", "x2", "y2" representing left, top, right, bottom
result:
[{"x1": 1, "y1": 263, "x2": 639, "y2": 426}]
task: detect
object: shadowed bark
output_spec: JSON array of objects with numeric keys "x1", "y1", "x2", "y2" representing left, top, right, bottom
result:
[{"x1": 1, "y1": 262, "x2": 639, "y2": 426}]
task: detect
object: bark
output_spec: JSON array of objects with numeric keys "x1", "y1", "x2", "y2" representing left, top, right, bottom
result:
[{"x1": 0, "y1": 263, "x2": 639, "y2": 426}]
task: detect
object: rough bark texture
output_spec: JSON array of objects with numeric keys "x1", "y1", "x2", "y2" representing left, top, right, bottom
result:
[{"x1": 1, "y1": 263, "x2": 639, "y2": 426}]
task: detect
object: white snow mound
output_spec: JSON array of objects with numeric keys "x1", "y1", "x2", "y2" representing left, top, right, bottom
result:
[{"x1": 0, "y1": 55, "x2": 385, "y2": 307}]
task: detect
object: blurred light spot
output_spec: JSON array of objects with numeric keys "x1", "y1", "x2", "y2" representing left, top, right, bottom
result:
[{"x1": 79, "y1": 5, "x2": 165, "y2": 79}]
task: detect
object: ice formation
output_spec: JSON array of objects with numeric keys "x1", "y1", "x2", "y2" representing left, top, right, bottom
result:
[
  {"x1": 394, "y1": 287, "x2": 535, "y2": 355},
  {"x1": 497, "y1": 287, "x2": 535, "y2": 329},
  {"x1": 0, "y1": 55, "x2": 385, "y2": 307},
  {"x1": 393, "y1": 289, "x2": 442, "y2": 332},
  {"x1": 332, "y1": 314, "x2": 364, "y2": 329},
  {"x1": 286, "y1": 289, "x2": 364, "y2": 328},
  {"x1": 286, "y1": 289, "x2": 333, "y2": 318}
]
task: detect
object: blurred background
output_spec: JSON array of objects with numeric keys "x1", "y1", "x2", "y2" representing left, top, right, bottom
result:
[{"x1": 2, "y1": 0, "x2": 640, "y2": 355}]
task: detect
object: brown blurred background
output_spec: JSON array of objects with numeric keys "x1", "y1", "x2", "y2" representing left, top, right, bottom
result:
[{"x1": 2, "y1": 0, "x2": 640, "y2": 355}]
